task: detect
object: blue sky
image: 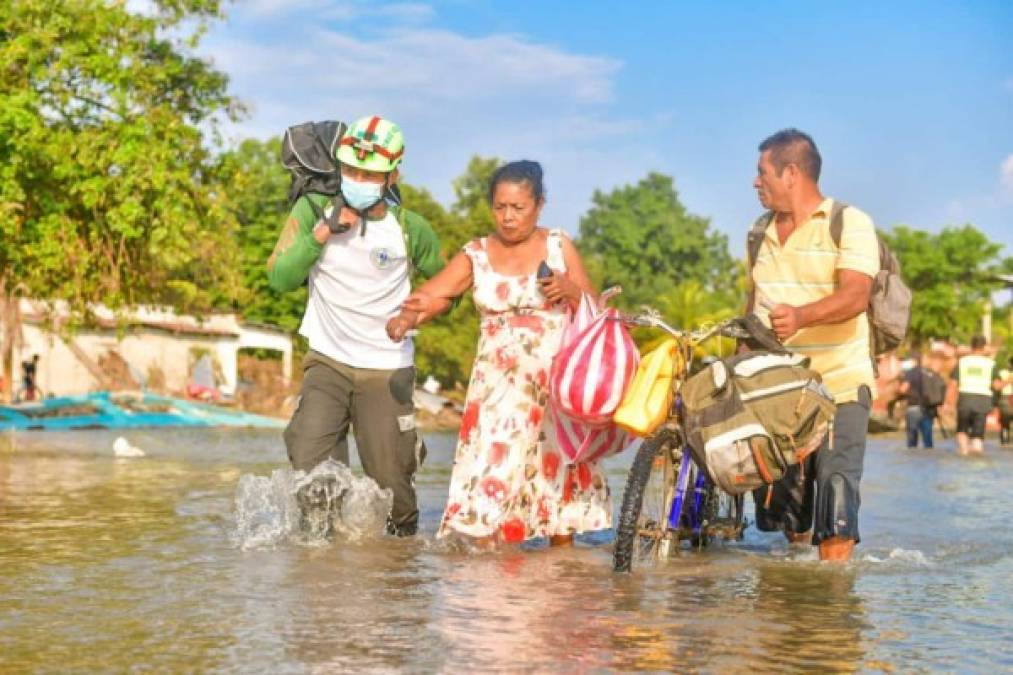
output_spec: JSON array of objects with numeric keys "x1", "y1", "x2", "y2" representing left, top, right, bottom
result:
[{"x1": 195, "y1": 0, "x2": 1012, "y2": 254}]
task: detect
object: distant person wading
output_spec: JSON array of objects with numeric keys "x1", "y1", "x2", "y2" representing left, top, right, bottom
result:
[{"x1": 952, "y1": 335, "x2": 998, "y2": 456}]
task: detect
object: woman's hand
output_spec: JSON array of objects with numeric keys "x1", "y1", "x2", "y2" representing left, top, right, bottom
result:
[
  {"x1": 386, "y1": 310, "x2": 418, "y2": 342},
  {"x1": 538, "y1": 270, "x2": 581, "y2": 307},
  {"x1": 401, "y1": 291, "x2": 451, "y2": 321}
]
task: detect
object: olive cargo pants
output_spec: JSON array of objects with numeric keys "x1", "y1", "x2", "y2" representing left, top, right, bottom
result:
[{"x1": 284, "y1": 350, "x2": 425, "y2": 535}]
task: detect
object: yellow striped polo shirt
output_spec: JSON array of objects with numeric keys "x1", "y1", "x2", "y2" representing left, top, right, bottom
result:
[{"x1": 748, "y1": 198, "x2": 880, "y2": 403}]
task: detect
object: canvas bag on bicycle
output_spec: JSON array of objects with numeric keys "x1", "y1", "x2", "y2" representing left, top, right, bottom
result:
[
  {"x1": 680, "y1": 351, "x2": 836, "y2": 496},
  {"x1": 549, "y1": 290, "x2": 638, "y2": 462}
]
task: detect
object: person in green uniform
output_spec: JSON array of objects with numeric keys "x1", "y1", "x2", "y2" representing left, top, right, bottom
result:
[
  {"x1": 268, "y1": 115, "x2": 449, "y2": 536},
  {"x1": 952, "y1": 335, "x2": 998, "y2": 455}
]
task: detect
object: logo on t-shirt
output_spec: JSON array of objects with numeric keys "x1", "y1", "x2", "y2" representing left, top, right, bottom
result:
[{"x1": 370, "y1": 247, "x2": 395, "y2": 270}]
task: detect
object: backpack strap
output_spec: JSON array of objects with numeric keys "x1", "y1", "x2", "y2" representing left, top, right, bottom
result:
[
  {"x1": 389, "y1": 203, "x2": 414, "y2": 274},
  {"x1": 745, "y1": 212, "x2": 773, "y2": 312},
  {"x1": 828, "y1": 200, "x2": 849, "y2": 248},
  {"x1": 746, "y1": 211, "x2": 774, "y2": 270}
]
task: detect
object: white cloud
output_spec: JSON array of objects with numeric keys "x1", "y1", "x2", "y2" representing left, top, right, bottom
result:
[
  {"x1": 200, "y1": 7, "x2": 636, "y2": 231},
  {"x1": 244, "y1": 0, "x2": 332, "y2": 18},
  {"x1": 1001, "y1": 154, "x2": 1013, "y2": 199},
  {"x1": 208, "y1": 28, "x2": 619, "y2": 107},
  {"x1": 124, "y1": 0, "x2": 158, "y2": 16},
  {"x1": 242, "y1": 0, "x2": 434, "y2": 22}
]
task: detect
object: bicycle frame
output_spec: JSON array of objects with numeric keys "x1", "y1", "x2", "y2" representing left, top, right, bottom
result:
[
  {"x1": 627, "y1": 313, "x2": 745, "y2": 543},
  {"x1": 613, "y1": 312, "x2": 752, "y2": 570}
]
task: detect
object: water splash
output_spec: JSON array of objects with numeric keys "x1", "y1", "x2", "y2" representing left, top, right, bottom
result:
[
  {"x1": 862, "y1": 547, "x2": 932, "y2": 566},
  {"x1": 231, "y1": 459, "x2": 393, "y2": 550}
]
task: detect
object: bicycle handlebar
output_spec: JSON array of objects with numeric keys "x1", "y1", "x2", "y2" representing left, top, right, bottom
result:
[{"x1": 611, "y1": 310, "x2": 749, "y2": 344}]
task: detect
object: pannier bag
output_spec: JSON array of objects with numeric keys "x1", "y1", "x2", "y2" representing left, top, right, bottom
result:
[
  {"x1": 681, "y1": 352, "x2": 836, "y2": 496},
  {"x1": 613, "y1": 338, "x2": 684, "y2": 437},
  {"x1": 550, "y1": 290, "x2": 639, "y2": 427}
]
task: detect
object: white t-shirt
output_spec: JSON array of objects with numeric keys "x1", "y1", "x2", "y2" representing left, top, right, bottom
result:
[{"x1": 299, "y1": 210, "x2": 413, "y2": 369}]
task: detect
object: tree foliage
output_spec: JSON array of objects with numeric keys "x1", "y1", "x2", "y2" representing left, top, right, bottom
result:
[
  {"x1": 399, "y1": 157, "x2": 503, "y2": 387},
  {"x1": 217, "y1": 137, "x2": 305, "y2": 332},
  {"x1": 577, "y1": 173, "x2": 738, "y2": 310},
  {"x1": 0, "y1": 0, "x2": 244, "y2": 397},
  {"x1": 883, "y1": 224, "x2": 1011, "y2": 344}
]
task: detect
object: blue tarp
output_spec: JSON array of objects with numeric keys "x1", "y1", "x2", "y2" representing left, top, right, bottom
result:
[{"x1": 0, "y1": 392, "x2": 285, "y2": 431}]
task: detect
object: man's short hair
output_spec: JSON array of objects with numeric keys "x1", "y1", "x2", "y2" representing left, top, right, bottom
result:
[
  {"x1": 970, "y1": 334, "x2": 987, "y2": 350},
  {"x1": 758, "y1": 128, "x2": 822, "y2": 181}
]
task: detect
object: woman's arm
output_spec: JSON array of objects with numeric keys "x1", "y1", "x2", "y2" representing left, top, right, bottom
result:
[
  {"x1": 413, "y1": 250, "x2": 474, "y2": 303},
  {"x1": 386, "y1": 251, "x2": 473, "y2": 341}
]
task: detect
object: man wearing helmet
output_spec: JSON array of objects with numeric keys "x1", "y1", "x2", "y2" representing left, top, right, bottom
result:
[{"x1": 268, "y1": 116, "x2": 448, "y2": 536}]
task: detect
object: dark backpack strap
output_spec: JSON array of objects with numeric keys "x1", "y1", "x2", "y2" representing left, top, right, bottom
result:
[
  {"x1": 302, "y1": 193, "x2": 351, "y2": 235},
  {"x1": 746, "y1": 211, "x2": 775, "y2": 270},
  {"x1": 828, "y1": 200, "x2": 849, "y2": 248}
]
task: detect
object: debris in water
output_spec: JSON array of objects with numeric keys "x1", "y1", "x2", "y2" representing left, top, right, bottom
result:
[
  {"x1": 232, "y1": 459, "x2": 393, "y2": 550},
  {"x1": 112, "y1": 436, "x2": 145, "y2": 457}
]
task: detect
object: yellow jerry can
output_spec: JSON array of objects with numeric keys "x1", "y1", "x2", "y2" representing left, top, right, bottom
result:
[{"x1": 613, "y1": 338, "x2": 682, "y2": 437}]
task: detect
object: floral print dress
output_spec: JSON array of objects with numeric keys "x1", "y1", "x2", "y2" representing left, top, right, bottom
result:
[{"x1": 438, "y1": 229, "x2": 612, "y2": 543}]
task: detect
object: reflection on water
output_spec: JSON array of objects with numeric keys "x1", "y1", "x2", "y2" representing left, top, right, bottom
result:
[{"x1": 1, "y1": 429, "x2": 1011, "y2": 671}]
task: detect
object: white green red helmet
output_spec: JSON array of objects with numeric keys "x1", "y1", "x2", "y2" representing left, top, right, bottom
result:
[{"x1": 336, "y1": 115, "x2": 404, "y2": 173}]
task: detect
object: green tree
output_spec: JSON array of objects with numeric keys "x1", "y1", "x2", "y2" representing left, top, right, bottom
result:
[
  {"x1": 577, "y1": 172, "x2": 737, "y2": 310},
  {"x1": 447, "y1": 155, "x2": 500, "y2": 253},
  {"x1": 408, "y1": 156, "x2": 502, "y2": 388},
  {"x1": 635, "y1": 280, "x2": 737, "y2": 357},
  {"x1": 0, "y1": 0, "x2": 243, "y2": 398},
  {"x1": 218, "y1": 137, "x2": 305, "y2": 332},
  {"x1": 883, "y1": 225, "x2": 1011, "y2": 344}
]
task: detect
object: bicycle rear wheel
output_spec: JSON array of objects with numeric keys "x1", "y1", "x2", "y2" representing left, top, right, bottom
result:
[
  {"x1": 613, "y1": 436, "x2": 674, "y2": 572},
  {"x1": 692, "y1": 483, "x2": 745, "y2": 547}
]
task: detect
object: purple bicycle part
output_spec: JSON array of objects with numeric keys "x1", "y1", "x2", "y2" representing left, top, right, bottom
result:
[{"x1": 668, "y1": 449, "x2": 692, "y2": 530}]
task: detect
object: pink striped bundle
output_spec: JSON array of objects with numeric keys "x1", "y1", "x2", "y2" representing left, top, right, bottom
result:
[
  {"x1": 551, "y1": 305, "x2": 639, "y2": 426},
  {"x1": 550, "y1": 402, "x2": 632, "y2": 463},
  {"x1": 549, "y1": 292, "x2": 639, "y2": 462}
]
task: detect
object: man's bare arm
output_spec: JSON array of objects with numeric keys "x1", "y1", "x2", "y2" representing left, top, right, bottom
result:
[
  {"x1": 768, "y1": 269, "x2": 873, "y2": 340},
  {"x1": 798, "y1": 269, "x2": 873, "y2": 326}
]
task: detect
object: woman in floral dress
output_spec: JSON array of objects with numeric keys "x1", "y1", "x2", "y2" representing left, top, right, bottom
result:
[{"x1": 387, "y1": 161, "x2": 611, "y2": 545}]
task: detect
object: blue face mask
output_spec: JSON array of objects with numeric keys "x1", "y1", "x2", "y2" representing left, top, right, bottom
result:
[{"x1": 341, "y1": 177, "x2": 385, "y2": 211}]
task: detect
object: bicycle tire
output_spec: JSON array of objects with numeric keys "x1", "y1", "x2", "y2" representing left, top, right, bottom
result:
[{"x1": 613, "y1": 436, "x2": 669, "y2": 573}]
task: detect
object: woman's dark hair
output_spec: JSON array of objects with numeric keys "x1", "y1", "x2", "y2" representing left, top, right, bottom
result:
[{"x1": 487, "y1": 160, "x2": 546, "y2": 203}]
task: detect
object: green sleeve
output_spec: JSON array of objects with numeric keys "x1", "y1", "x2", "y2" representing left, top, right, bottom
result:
[
  {"x1": 267, "y1": 195, "x2": 326, "y2": 293},
  {"x1": 402, "y1": 209, "x2": 445, "y2": 279}
]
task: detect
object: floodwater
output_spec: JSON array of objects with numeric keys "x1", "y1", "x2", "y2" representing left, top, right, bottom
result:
[{"x1": 1, "y1": 428, "x2": 1011, "y2": 673}]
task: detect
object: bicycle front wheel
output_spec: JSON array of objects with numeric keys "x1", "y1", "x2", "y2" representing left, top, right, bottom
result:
[{"x1": 613, "y1": 436, "x2": 674, "y2": 572}]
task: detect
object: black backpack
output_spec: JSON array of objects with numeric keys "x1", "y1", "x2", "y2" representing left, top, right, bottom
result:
[
  {"x1": 280, "y1": 120, "x2": 401, "y2": 232},
  {"x1": 920, "y1": 368, "x2": 946, "y2": 408}
]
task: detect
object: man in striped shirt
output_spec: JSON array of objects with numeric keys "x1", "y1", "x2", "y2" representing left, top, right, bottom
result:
[{"x1": 746, "y1": 129, "x2": 879, "y2": 562}]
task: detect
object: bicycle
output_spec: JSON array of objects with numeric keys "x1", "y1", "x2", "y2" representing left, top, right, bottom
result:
[{"x1": 612, "y1": 311, "x2": 754, "y2": 573}]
